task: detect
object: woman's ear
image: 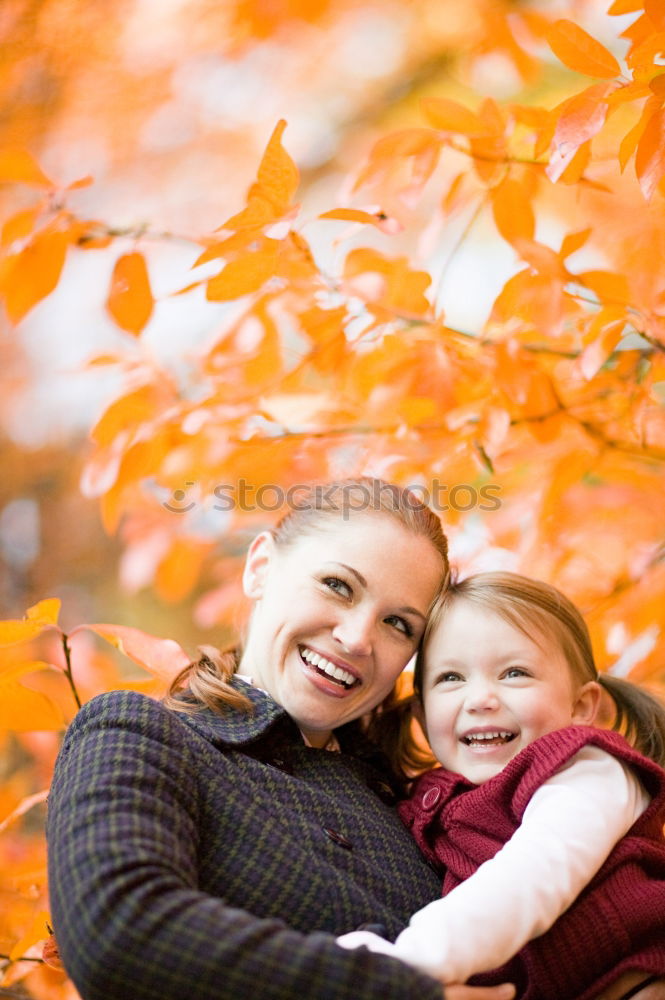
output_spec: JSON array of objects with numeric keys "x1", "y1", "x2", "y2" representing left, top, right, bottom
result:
[
  {"x1": 571, "y1": 680, "x2": 602, "y2": 726},
  {"x1": 242, "y1": 532, "x2": 275, "y2": 600}
]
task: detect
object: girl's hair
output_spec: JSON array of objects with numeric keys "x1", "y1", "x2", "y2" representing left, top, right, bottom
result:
[
  {"x1": 375, "y1": 571, "x2": 665, "y2": 778},
  {"x1": 164, "y1": 478, "x2": 449, "y2": 718}
]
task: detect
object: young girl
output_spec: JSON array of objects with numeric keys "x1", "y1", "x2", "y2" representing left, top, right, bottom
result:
[{"x1": 338, "y1": 572, "x2": 665, "y2": 1000}]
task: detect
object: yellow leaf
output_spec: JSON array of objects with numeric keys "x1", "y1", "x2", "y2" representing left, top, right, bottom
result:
[
  {"x1": 73, "y1": 623, "x2": 191, "y2": 681},
  {"x1": 0, "y1": 679, "x2": 64, "y2": 730},
  {"x1": 421, "y1": 98, "x2": 486, "y2": 136},
  {"x1": 547, "y1": 19, "x2": 621, "y2": 78},
  {"x1": 491, "y1": 177, "x2": 535, "y2": 245},
  {"x1": 26, "y1": 598, "x2": 61, "y2": 625},
  {"x1": 1, "y1": 207, "x2": 38, "y2": 246},
  {"x1": 607, "y1": 0, "x2": 641, "y2": 12},
  {"x1": 546, "y1": 83, "x2": 614, "y2": 183},
  {"x1": 90, "y1": 384, "x2": 161, "y2": 446},
  {"x1": 0, "y1": 149, "x2": 53, "y2": 187},
  {"x1": 1, "y1": 229, "x2": 68, "y2": 324},
  {"x1": 0, "y1": 660, "x2": 52, "y2": 683},
  {"x1": 207, "y1": 240, "x2": 279, "y2": 301},
  {"x1": 155, "y1": 539, "x2": 210, "y2": 603},
  {"x1": 9, "y1": 910, "x2": 51, "y2": 962},
  {"x1": 256, "y1": 119, "x2": 299, "y2": 211},
  {"x1": 0, "y1": 620, "x2": 54, "y2": 646},
  {"x1": 635, "y1": 106, "x2": 665, "y2": 200},
  {"x1": 106, "y1": 252, "x2": 154, "y2": 335},
  {"x1": 319, "y1": 208, "x2": 402, "y2": 233}
]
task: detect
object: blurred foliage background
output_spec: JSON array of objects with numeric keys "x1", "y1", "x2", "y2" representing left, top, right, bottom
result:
[{"x1": 1, "y1": 0, "x2": 665, "y2": 993}]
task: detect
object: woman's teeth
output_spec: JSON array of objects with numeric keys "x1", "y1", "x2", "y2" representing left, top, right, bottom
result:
[
  {"x1": 300, "y1": 647, "x2": 357, "y2": 688},
  {"x1": 463, "y1": 731, "x2": 516, "y2": 746}
]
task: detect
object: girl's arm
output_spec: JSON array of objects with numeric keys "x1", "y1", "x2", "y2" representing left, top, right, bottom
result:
[{"x1": 337, "y1": 746, "x2": 649, "y2": 983}]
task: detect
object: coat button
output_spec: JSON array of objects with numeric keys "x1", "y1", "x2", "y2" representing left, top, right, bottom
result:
[
  {"x1": 323, "y1": 827, "x2": 353, "y2": 850},
  {"x1": 422, "y1": 786, "x2": 441, "y2": 809}
]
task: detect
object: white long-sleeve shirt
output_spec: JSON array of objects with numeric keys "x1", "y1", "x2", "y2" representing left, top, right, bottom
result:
[{"x1": 337, "y1": 746, "x2": 650, "y2": 984}]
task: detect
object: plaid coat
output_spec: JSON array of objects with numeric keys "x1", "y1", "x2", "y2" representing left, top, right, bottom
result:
[{"x1": 47, "y1": 682, "x2": 444, "y2": 1000}]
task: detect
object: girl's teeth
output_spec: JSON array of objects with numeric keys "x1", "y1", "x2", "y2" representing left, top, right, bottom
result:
[{"x1": 464, "y1": 731, "x2": 514, "y2": 744}]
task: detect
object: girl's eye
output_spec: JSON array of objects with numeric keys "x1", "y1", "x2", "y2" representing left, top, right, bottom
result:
[
  {"x1": 435, "y1": 671, "x2": 464, "y2": 684},
  {"x1": 322, "y1": 576, "x2": 352, "y2": 599},
  {"x1": 504, "y1": 667, "x2": 529, "y2": 679},
  {"x1": 384, "y1": 615, "x2": 414, "y2": 639}
]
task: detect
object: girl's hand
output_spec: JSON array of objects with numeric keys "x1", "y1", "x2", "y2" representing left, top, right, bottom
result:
[{"x1": 445, "y1": 985, "x2": 515, "y2": 1000}]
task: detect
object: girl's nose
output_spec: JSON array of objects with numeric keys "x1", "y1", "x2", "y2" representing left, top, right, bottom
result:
[
  {"x1": 465, "y1": 680, "x2": 501, "y2": 713},
  {"x1": 332, "y1": 609, "x2": 374, "y2": 656}
]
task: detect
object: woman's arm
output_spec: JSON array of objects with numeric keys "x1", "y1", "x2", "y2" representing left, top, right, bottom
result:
[
  {"x1": 337, "y1": 746, "x2": 649, "y2": 983},
  {"x1": 47, "y1": 692, "x2": 448, "y2": 1000}
]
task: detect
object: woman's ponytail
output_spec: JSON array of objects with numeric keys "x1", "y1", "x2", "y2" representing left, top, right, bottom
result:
[{"x1": 598, "y1": 673, "x2": 665, "y2": 768}]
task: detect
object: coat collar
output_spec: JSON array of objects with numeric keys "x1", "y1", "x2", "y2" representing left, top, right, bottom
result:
[
  {"x1": 170, "y1": 675, "x2": 386, "y2": 762},
  {"x1": 172, "y1": 676, "x2": 298, "y2": 748}
]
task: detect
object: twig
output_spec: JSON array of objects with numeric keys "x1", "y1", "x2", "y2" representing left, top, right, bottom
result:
[{"x1": 61, "y1": 635, "x2": 81, "y2": 711}]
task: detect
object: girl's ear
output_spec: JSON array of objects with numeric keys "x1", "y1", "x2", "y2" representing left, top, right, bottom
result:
[
  {"x1": 242, "y1": 532, "x2": 275, "y2": 600},
  {"x1": 571, "y1": 680, "x2": 602, "y2": 726}
]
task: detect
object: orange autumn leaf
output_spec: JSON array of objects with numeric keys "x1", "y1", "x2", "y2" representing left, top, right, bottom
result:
[
  {"x1": 155, "y1": 538, "x2": 211, "y2": 603},
  {"x1": 421, "y1": 98, "x2": 486, "y2": 136},
  {"x1": 635, "y1": 106, "x2": 665, "y2": 200},
  {"x1": 546, "y1": 82, "x2": 615, "y2": 183},
  {"x1": 0, "y1": 149, "x2": 54, "y2": 187},
  {"x1": 547, "y1": 19, "x2": 621, "y2": 79},
  {"x1": 559, "y1": 228, "x2": 591, "y2": 261},
  {"x1": 354, "y1": 129, "x2": 441, "y2": 198},
  {"x1": 8, "y1": 910, "x2": 51, "y2": 963},
  {"x1": 318, "y1": 208, "x2": 402, "y2": 234},
  {"x1": 73, "y1": 623, "x2": 191, "y2": 682},
  {"x1": 0, "y1": 599, "x2": 61, "y2": 646},
  {"x1": 0, "y1": 680, "x2": 65, "y2": 731},
  {"x1": 106, "y1": 252, "x2": 154, "y2": 335},
  {"x1": 26, "y1": 598, "x2": 61, "y2": 625},
  {"x1": 1, "y1": 207, "x2": 39, "y2": 246},
  {"x1": 42, "y1": 933, "x2": 65, "y2": 971},
  {"x1": 490, "y1": 177, "x2": 535, "y2": 245},
  {"x1": 344, "y1": 247, "x2": 431, "y2": 315},
  {"x1": 255, "y1": 119, "x2": 299, "y2": 213},
  {"x1": 607, "y1": 0, "x2": 641, "y2": 12},
  {"x1": 1, "y1": 229, "x2": 68, "y2": 324},
  {"x1": 206, "y1": 239, "x2": 279, "y2": 300},
  {"x1": 221, "y1": 120, "x2": 299, "y2": 231}
]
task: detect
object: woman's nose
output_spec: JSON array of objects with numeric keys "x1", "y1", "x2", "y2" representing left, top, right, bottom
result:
[{"x1": 332, "y1": 609, "x2": 374, "y2": 656}]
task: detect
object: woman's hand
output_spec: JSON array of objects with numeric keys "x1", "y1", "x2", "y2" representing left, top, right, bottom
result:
[{"x1": 445, "y1": 985, "x2": 515, "y2": 1000}]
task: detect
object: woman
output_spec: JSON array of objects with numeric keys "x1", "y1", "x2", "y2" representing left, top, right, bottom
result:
[{"x1": 47, "y1": 479, "x2": 514, "y2": 1000}]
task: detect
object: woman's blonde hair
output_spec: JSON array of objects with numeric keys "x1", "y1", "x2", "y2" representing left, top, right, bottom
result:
[{"x1": 165, "y1": 478, "x2": 449, "y2": 718}]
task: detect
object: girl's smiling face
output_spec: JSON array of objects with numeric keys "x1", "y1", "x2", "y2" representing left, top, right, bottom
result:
[
  {"x1": 420, "y1": 598, "x2": 600, "y2": 784},
  {"x1": 240, "y1": 513, "x2": 445, "y2": 747}
]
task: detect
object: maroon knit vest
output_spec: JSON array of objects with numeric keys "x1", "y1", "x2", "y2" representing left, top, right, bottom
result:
[{"x1": 399, "y1": 726, "x2": 665, "y2": 1000}]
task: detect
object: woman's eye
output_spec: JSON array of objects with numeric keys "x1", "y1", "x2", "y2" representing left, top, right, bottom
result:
[
  {"x1": 322, "y1": 576, "x2": 352, "y2": 599},
  {"x1": 384, "y1": 615, "x2": 413, "y2": 638}
]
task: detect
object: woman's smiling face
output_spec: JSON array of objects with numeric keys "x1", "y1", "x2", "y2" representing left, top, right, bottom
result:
[{"x1": 240, "y1": 513, "x2": 445, "y2": 746}]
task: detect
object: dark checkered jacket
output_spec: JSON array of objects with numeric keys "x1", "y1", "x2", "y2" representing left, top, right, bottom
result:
[{"x1": 47, "y1": 681, "x2": 444, "y2": 1000}]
